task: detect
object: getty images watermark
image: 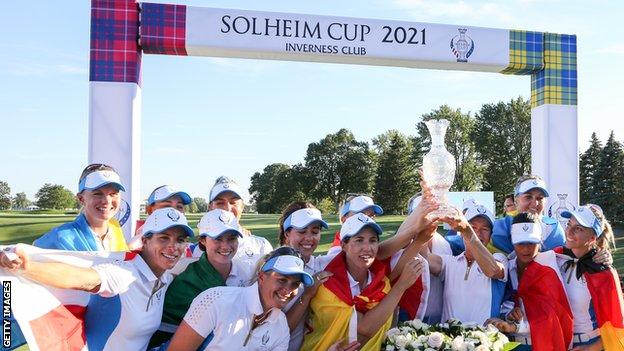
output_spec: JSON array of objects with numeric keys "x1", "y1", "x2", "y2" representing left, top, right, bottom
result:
[{"x1": 3, "y1": 281, "x2": 11, "y2": 348}]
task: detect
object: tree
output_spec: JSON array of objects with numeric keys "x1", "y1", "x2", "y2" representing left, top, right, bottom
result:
[
  {"x1": 373, "y1": 130, "x2": 418, "y2": 214},
  {"x1": 193, "y1": 197, "x2": 208, "y2": 213},
  {"x1": 305, "y1": 129, "x2": 375, "y2": 208},
  {"x1": 12, "y1": 192, "x2": 30, "y2": 209},
  {"x1": 251, "y1": 163, "x2": 311, "y2": 213},
  {"x1": 579, "y1": 133, "x2": 602, "y2": 204},
  {"x1": 35, "y1": 183, "x2": 76, "y2": 210},
  {"x1": 0, "y1": 181, "x2": 10, "y2": 210},
  {"x1": 185, "y1": 201, "x2": 199, "y2": 213},
  {"x1": 473, "y1": 97, "x2": 532, "y2": 209},
  {"x1": 592, "y1": 131, "x2": 624, "y2": 223},
  {"x1": 415, "y1": 105, "x2": 484, "y2": 192}
]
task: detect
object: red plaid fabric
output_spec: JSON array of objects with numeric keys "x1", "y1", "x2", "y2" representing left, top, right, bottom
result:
[
  {"x1": 90, "y1": 0, "x2": 141, "y2": 84},
  {"x1": 140, "y1": 3, "x2": 187, "y2": 56}
]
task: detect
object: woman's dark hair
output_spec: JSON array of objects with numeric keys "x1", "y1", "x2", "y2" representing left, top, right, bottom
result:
[
  {"x1": 512, "y1": 212, "x2": 540, "y2": 225},
  {"x1": 78, "y1": 163, "x2": 117, "y2": 184},
  {"x1": 278, "y1": 201, "x2": 316, "y2": 245}
]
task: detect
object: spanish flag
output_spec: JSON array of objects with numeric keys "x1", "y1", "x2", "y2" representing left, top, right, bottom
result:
[
  {"x1": 518, "y1": 258, "x2": 573, "y2": 351},
  {"x1": 585, "y1": 268, "x2": 624, "y2": 350},
  {"x1": 301, "y1": 252, "x2": 392, "y2": 351}
]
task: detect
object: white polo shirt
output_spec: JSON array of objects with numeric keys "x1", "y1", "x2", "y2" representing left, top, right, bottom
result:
[
  {"x1": 556, "y1": 255, "x2": 598, "y2": 334},
  {"x1": 184, "y1": 283, "x2": 290, "y2": 350},
  {"x1": 440, "y1": 252, "x2": 508, "y2": 325},
  {"x1": 86, "y1": 254, "x2": 173, "y2": 351},
  {"x1": 424, "y1": 233, "x2": 453, "y2": 323},
  {"x1": 235, "y1": 233, "x2": 273, "y2": 265}
]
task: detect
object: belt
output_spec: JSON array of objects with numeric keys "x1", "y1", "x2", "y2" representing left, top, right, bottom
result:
[
  {"x1": 573, "y1": 329, "x2": 600, "y2": 343},
  {"x1": 511, "y1": 335, "x2": 531, "y2": 345}
]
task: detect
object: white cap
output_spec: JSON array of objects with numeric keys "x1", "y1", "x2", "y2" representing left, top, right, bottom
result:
[
  {"x1": 407, "y1": 194, "x2": 422, "y2": 215},
  {"x1": 142, "y1": 208, "x2": 194, "y2": 238},
  {"x1": 511, "y1": 222, "x2": 542, "y2": 244},
  {"x1": 261, "y1": 255, "x2": 314, "y2": 287},
  {"x1": 283, "y1": 208, "x2": 329, "y2": 231},
  {"x1": 197, "y1": 209, "x2": 243, "y2": 238},
  {"x1": 78, "y1": 170, "x2": 125, "y2": 192},
  {"x1": 340, "y1": 195, "x2": 383, "y2": 217},
  {"x1": 147, "y1": 185, "x2": 192, "y2": 206},
  {"x1": 561, "y1": 205, "x2": 603, "y2": 237},
  {"x1": 339, "y1": 213, "x2": 383, "y2": 241},
  {"x1": 464, "y1": 201, "x2": 495, "y2": 227},
  {"x1": 515, "y1": 178, "x2": 549, "y2": 197},
  {"x1": 209, "y1": 176, "x2": 248, "y2": 203}
]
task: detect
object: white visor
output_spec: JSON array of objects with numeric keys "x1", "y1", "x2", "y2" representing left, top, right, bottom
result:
[
  {"x1": 511, "y1": 222, "x2": 542, "y2": 244},
  {"x1": 79, "y1": 170, "x2": 125, "y2": 192},
  {"x1": 197, "y1": 209, "x2": 243, "y2": 238},
  {"x1": 515, "y1": 178, "x2": 549, "y2": 197}
]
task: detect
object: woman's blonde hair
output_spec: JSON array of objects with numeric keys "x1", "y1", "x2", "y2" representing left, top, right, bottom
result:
[{"x1": 589, "y1": 204, "x2": 616, "y2": 252}]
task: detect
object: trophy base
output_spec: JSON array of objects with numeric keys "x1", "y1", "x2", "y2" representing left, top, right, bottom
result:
[{"x1": 426, "y1": 203, "x2": 459, "y2": 221}]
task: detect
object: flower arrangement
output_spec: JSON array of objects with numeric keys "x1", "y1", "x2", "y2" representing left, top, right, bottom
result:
[{"x1": 383, "y1": 319, "x2": 519, "y2": 351}]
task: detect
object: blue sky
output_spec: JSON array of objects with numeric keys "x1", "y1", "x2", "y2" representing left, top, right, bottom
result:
[{"x1": 1, "y1": 0, "x2": 623, "y2": 201}]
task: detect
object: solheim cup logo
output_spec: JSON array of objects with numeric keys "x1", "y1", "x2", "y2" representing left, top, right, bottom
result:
[
  {"x1": 450, "y1": 28, "x2": 474, "y2": 62},
  {"x1": 167, "y1": 209, "x2": 180, "y2": 222}
]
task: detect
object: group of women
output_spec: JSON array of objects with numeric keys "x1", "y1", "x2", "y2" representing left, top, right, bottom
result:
[{"x1": 1, "y1": 164, "x2": 623, "y2": 351}]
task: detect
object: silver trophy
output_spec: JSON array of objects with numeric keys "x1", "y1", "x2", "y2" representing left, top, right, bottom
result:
[{"x1": 422, "y1": 119, "x2": 457, "y2": 219}]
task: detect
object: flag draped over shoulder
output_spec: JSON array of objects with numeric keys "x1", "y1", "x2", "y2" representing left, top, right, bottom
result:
[
  {"x1": 585, "y1": 267, "x2": 624, "y2": 350},
  {"x1": 301, "y1": 252, "x2": 392, "y2": 351},
  {"x1": 518, "y1": 258, "x2": 573, "y2": 351},
  {"x1": 0, "y1": 244, "x2": 129, "y2": 351}
]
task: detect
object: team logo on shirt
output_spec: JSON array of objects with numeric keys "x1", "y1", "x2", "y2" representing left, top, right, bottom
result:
[
  {"x1": 167, "y1": 209, "x2": 180, "y2": 222},
  {"x1": 245, "y1": 247, "x2": 254, "y2": 258},
  {"x1": 261, "y1": 331, "x2": 270, "y2": 345}
]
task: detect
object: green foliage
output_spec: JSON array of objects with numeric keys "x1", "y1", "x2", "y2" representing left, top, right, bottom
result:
[
  {"x1": 193, "y1": 197, "x2": 208, "y2": 213},
  {"x1": 250, "y1": 163, "x2": 308, "y2": 213},
  {"x1": 579, "y1": 132, "x2": 603, "y2": 204},
  {"x1": 305, "y1": 129, "x2": 375, "y2": 208},
  {"x1": 12, "y1": 192, "x2": 30, "y2": 209},
  {"x1": 592, "y1": 131, "x2": 624, "y2": 224},
  {"x1": 0, "y1": 181, "x2": 11, "y2": 210},
  {"x1": 473, "y1": 97, "x2": 531, "y2": 211},
  {"x1": 186, "y1": 201, "x2": 199, "y2": 213},
  {"x1": 416, "y1": 105, "x2": 484, "y2": 192},
  {"x1": 373, "y1": 130, "x2": 418, "y2": 214},
  {"x1": 35, "y1": 183, "x2": 76, "y2": 210},
  {"x1": 316, "y1": 197, "x2": 337, "y2": 216}
]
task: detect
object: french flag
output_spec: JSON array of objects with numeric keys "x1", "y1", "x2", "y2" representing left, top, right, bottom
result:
[{"x1": 0, "y1": 245, "x2": 128, "y2": 351}]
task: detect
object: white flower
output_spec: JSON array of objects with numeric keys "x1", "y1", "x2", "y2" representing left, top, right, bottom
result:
[
  {"x1": 427, "y1": 332, "x2": 445, "y2": 348},
  {"x1": 485, "y1": 323, "x2": 499, "y2": 334},
  {"x1": 451, "y1": 336, "x2": 467, "y2": 351},
  {"x1": 394, "y1": 335, "x2": 409, "y2": 348},
  {"x1": 410, "y1": 319, "x2": 425, "y2": 330},
  {"x1": 410, "y1": 340, "x2": 423, "y2": 349},
  {"x1": 474, "y1": 345, "x2": 489, "y2": 351},
  {"x1": 385, "y1": 345, "x2": 396, "y2": 351},
  {"x1": 386, "y1": 327, "x2": 400, "y2": 338}
]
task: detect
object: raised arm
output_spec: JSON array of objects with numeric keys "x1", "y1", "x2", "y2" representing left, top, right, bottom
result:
[
  {"x1": 441, "y1": 215, "x2": 505, "y2": 279},
  {"x1": 0, "y1": 246, "x2": 101, "y2": 292},
  {"x1": 378, "y1": 184, "x2": 440, "y2": 260},
  {"x1": 388, "y1": 222, "x2": 437, "y2": 281},
  {"x1": 166, "y1": 321, "x2": 206, "y2": 351},
  {"x1": 356, "y1": 258, "x2": 423, "y2": 343}
]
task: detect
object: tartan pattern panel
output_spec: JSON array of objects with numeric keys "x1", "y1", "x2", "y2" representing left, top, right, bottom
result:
[
  {"x1": 90, "y1": 0, "x2": 141, "y2": 83},
  {"x1": 140, "y1": 3, "x2": 188, "y2": 55},
  {"x1": 531, "y1": 33, "x2": 577, "y2": 107},
  {"x1": 501, "y1": 30, "x2": 544, "y2": 75}
]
